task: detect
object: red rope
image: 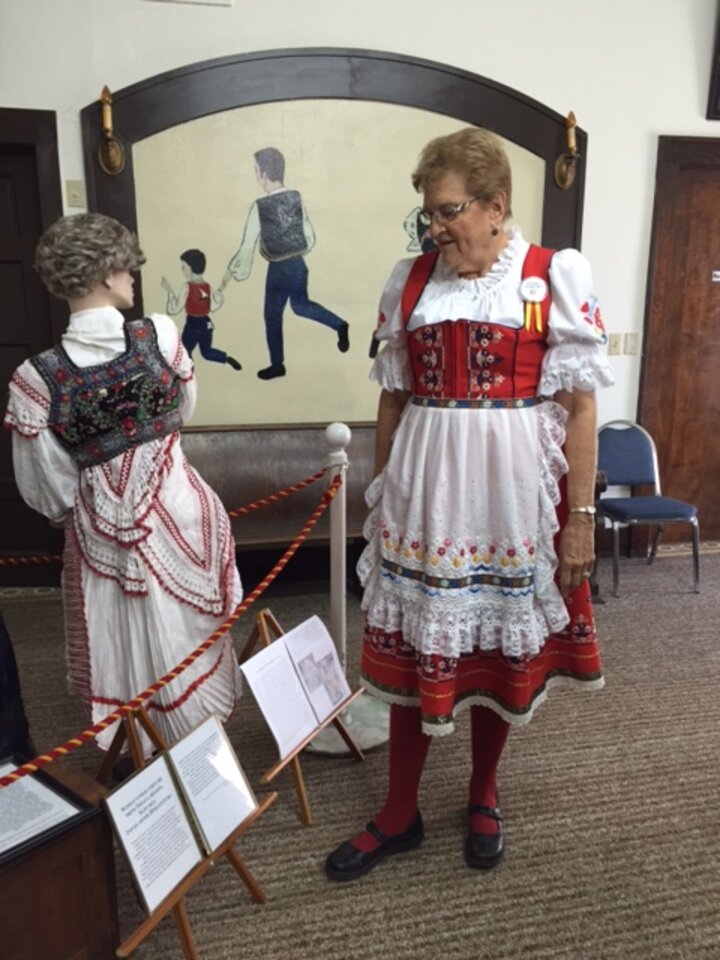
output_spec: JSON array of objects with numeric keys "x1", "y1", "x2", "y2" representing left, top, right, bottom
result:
[
  {"x1": 0, "y1": 473, "x2": 343, "y2": 789},
  {"x1": 227, "y1": 467, "x2": 328, "y2": 518},
  {"x1": 0, "y1": 554, "x2": 63, "y2": 566}
]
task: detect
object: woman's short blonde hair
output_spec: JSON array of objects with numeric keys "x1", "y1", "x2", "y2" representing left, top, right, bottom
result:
[
  {"x1": 35, "y1": 213, "x2": 146, "y2": 299},
  {"x1": 412, "y1": 127, "x2": 513, "y2": 219}
]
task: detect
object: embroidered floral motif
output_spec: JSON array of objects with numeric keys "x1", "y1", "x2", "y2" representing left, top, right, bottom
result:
[
  {"x1": 472, "y1": 325, "x2": 504, "y2": 348},
  {"x1": 409, "y1": 327, "x2": 444, "y2": 396},
  {"x1": 568, "y1": 613, "x2": 595, "y2": 641},
  {"x1": 418, "y1": 653, "x2": 457, "y2": 680},
  {"x1": 580, "y1": 297, "x2": 607, "y2": 344},
  {"x1": 380, "y1": 528, "x2": 538, "y2": 586},
  {"x1": 30, "y1": 319, "x2": 182, "y2": 468},
  {"x1": 468, "y1": 324, "x2": 506, "y2": 395}
]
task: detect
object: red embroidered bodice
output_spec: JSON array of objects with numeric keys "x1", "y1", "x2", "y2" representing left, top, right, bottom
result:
[{"x1": 403, "y1": 246, "x2": 554, "y2": 400}]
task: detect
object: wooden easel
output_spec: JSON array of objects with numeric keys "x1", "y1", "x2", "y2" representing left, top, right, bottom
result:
[
  {"x1": 239, "y1": 608, "x2": 365, "y2": 826},
  {"x1": 97, "y1": 706, "x2": 276, "y2": 960}
]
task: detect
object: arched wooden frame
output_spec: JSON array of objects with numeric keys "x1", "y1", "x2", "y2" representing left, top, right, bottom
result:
[{"x1": 81, "y1": 48, "x2": 586, "y2": 289}]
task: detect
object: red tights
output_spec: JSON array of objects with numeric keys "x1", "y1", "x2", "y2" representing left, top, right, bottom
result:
[{"x1": 351, "y1": 703, "x2": 510, "y2": 852}]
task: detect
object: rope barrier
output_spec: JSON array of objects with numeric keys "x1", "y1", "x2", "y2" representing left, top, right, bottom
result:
[
  {"x1": 226, "y1": 467, "x2": 328, "y2": 518},
  {"x1": 0, "y1": 473, "x2": 343, "y2": 789},
  {"x1": 0, "y1": 554, "x2": 63, "y2": 566},
  {"x1": 0, "y1": 467, "x2": 330, "y2": 566}
]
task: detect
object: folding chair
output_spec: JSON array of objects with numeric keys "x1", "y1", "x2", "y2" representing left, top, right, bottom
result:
[{"x1": 597, "y1": 420, "x2": 699, "y2": 597}]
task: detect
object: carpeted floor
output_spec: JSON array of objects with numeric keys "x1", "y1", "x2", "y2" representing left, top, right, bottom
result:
[{"x1": 2, "y1": 553, "x2": 720, "y2": 960}]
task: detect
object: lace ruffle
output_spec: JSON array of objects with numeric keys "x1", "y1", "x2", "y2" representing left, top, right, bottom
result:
[
  {"x1": 424, "y1": 228, "x2": 523, "y2": 302},
  {"x1": 540, "y1": 342, "x2": 615, "y2": 396},
  {"x1": 4, "y1": 367, "x2": 51, "y2": 437},
  {"x1": 369, "y1": 344, "x2": 413, "y2": 393},
  {"x1": 74, "y1": 435, "x2": 237, "y2": 616}
]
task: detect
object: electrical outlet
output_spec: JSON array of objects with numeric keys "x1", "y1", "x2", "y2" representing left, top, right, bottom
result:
[
  {"x1": 624, "y1": 332, "x2": 638, "y2": 355},
  {"x1": 65, "y1": 180, "x2": 86, "y2": 208},
  {"x1": 607, "y1": 333, "x2": 622, "y2": 356}
]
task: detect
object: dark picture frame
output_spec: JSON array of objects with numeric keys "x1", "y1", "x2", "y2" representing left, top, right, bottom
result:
[
  {"x1": 80, "y1": 47, "x2": 587, "y2": 278},
  {"x1": 708, "y1": 13, "x2": 720, "y2": 119}
]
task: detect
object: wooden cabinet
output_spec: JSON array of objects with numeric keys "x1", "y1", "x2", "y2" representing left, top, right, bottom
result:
[{"x1": 0, "y1": 765, "x2": 118, "y2": 960}]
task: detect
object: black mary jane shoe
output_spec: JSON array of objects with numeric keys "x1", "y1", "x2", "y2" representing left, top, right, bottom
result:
[
  {"x1": 464, "y1": 803, "x2": 504, "y2": 870},
  {"x1": 325, "y1": 812, "x2": 424, "y2": 882}
]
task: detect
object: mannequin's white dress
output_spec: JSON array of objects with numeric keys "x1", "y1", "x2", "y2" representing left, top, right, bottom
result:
[{"x1": 5, "y1": 308, "x2": 242, "y2": 754}]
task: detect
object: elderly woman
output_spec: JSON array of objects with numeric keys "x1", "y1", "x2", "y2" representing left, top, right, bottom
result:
[
  {"x1": 4, "y1": 214, "x2": 242, "y2": 758},
  {"x1": 326, "y1": 127, "x2": 613, "y2": 880}
]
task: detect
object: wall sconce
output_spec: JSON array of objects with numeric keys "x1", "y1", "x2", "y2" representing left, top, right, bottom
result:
[
  {"x1": 554, "y1": 111, "x2": 579, "y2": 190},
  {"x1": 97, "y1": 85, "x2": 126, "y2": 176}
]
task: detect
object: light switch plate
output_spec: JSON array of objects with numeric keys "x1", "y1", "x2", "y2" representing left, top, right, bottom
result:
[{"x1": 65, "y1": 180, "x2": 86, "y2": 208}]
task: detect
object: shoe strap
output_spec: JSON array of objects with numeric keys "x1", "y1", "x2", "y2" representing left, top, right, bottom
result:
[
  {"x1": 365, "y1": 820, "x2": 389, "y2": 843},
  {"x1": 468, "y1": 804, "x2": 503, "y2": 823}
]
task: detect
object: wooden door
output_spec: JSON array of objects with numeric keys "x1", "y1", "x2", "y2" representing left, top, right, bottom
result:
[
  {"x1": 0, "y1": 109, "x2": 65, "y2": 584},
  {"x1": 639, "y1": 137, "x2": 720, "y2": 540}
]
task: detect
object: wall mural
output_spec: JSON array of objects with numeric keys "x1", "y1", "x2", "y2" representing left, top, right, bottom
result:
[{"x1": 134, "y1": 99, "x2": 544, "y2": 426}]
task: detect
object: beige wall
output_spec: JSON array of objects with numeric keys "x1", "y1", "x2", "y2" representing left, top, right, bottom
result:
[{"x1": 2, "y1": 0, "x2": 717, "y2": 425}]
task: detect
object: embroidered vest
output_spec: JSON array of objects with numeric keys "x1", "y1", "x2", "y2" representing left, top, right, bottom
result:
[
  {"x1": 257, "y1": 190, "x2": 309, "y2": 261},
  {"x1": 30, "y1": 319, "x2": 183, "y2": 468},
  {"x1": 401, "y1": 245, "x2": 555, "y2": 400}
]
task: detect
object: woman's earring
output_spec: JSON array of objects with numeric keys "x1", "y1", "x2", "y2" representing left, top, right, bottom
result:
[{"x1": 491, "y1": 226, "x2": 499, "y2": 237}]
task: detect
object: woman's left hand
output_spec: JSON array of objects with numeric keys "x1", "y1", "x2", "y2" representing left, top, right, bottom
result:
[{"x1": 558, "y1": 514, "x2": 595, "y2": 596}]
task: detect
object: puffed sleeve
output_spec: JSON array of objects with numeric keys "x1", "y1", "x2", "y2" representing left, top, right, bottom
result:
[
  {"x1": 369, "y1": 259, "x2": 414, "y2": 392},
  {"x1": 539, "y1": 249, "x2": 615, "y2": 395},
  {"x1": 148, "y1": 312, "x2": 197, "y2": 423},
  {"x1": 4, "y1": 361, "x2": 79, "y2": 522}
]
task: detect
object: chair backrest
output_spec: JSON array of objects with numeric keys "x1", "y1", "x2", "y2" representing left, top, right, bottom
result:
[{"x1": 597, "y1": 420, "x2": 661, "y2": 493}]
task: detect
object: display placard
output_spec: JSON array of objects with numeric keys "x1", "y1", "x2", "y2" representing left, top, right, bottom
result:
[
  {"x1": 240, "y1": 615, "x2": 351, "y2": 758},
  {"x1": 0, "y1": 759, "x2": 92, "y2": 866},
  {"x1": 105, "y1": 756, "x2": 203, "y2": 914},
  {"x1": 166, "y1": 716, "x2": 257, "y2": 853}
]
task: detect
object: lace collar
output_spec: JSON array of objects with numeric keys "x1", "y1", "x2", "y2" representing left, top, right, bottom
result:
[{"x1": 430, "y1": 227, "x2": 527, "y2": 297}]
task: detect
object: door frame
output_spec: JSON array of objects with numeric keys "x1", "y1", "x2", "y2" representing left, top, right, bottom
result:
[
  {"x1": 0, "y1": 107, "x2": 65, "y2": 339},
  {"x1": 637, "y1": 135, "x2": 720, "y2": 542},
  {"x1": 639, "y1": 136, "x2": 720, "y2": 418},
  {"x1": 1, "y1": 108, "x2": 65, "y2": 584}
]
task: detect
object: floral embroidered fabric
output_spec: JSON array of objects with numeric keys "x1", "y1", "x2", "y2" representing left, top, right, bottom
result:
[{"x1": 30, "y1": 319, "x2": 182, "y2": 468}]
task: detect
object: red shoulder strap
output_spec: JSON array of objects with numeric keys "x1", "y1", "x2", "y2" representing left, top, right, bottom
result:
[
  {"x1": 522, "y1": 244, "x2": 554, "y2": 282},
  {"x1": 401, "y1": 252, "x2": 439, "y2": 328}
]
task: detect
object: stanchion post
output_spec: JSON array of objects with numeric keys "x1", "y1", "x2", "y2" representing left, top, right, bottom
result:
[
  {"x1": 325, "y1": 422, "x2": 350, "y2": 672},
  {"x1": 306, "y1": 423, "x2": 390, "y2": 756}
]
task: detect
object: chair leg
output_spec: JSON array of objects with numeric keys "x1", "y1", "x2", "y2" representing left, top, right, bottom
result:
[
  {"x1": 647, "y1": 524, "x2": 663, "y2": 565},
  {"x1": 612, "y1": 523, "x2": 620, "y2": 597},
  {"x1": 691, "y1": 519, "x2": 700, "y2": 594}
]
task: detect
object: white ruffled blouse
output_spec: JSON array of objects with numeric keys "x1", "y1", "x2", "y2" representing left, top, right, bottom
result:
[{"x1": 371, "y1": 227, "x2": 614, "y2": 396}]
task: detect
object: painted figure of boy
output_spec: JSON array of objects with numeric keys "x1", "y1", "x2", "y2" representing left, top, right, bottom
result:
[
  {"x1": 221, "y1": 147, "x2": 349, "y2": 380},
  {"x1": 162, "y1": 248, "x2": 241, "y2": 371}
]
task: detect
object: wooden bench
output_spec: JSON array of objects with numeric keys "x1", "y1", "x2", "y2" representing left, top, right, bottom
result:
[{"x1": 181, "y1": 423, "x2": 375, "y2": 551}]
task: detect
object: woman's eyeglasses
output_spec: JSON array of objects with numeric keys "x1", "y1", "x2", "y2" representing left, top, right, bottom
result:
[{"x1": 419, "y1": 198, "x2": 481, "y2": 225}]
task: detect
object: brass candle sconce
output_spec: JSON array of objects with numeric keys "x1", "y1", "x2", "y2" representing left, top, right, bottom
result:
[
  {"x1": 97, "y1": 85, "x2": 126, "y2": 176},
  {"x1": 554, "y1": 111, "x2": 579, "y2": 190}
]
